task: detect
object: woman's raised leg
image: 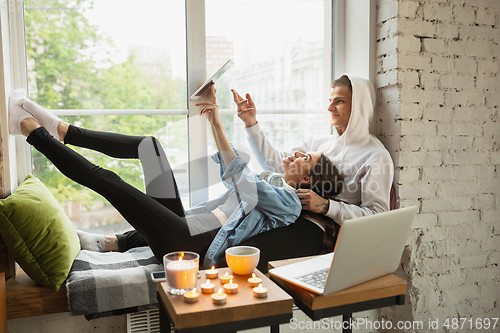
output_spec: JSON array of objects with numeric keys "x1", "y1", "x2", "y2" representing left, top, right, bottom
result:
[
  {"x1": 16, "y1": 90, "x2": 184, "y2": 216},
  {"x1": 20, "y1": 121, "x2": 214, "y2": 262},
  {"x1": 63, "y1": 125, "x2": 185, "y2": 216},
  {"x1": 62, "y1": 125, "x2": 185, "y2": 251}
]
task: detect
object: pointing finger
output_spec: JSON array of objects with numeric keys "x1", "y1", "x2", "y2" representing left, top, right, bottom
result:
[
  {"x1": 246, "y1": 93, "x2": 255, "y2": 106},
  {"x1": 231, "y1": 90, "x2": 243, "y2": 103}
]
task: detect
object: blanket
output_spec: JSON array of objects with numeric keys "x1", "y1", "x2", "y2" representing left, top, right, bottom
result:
[{"x1": 66, "y1": 246, "x2": 162, "y2": 320}]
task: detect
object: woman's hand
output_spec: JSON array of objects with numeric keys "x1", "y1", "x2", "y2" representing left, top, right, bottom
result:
[
  {"x1": 200, "y1": 82, "x2": 217, "y2": 104},
  {"x1": 197, "y1": 101, "x2": 220, "y2": 125},
  {"x1": 295, "y1": 189, "x2": 330, "y2": 214},
  {"x1": 196, "y1": 84, "x2": 220, "y2": 125},
  {"x1": 231, "y1": 89, "x2": 257, "y2": 128},
  {"x1": 198, "y1": 84, "x2": 236, "y2": 166}
]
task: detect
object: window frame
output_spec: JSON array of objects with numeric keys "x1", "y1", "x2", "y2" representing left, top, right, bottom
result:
[{"x1": 2, "y1": 0, "x2": 376, "y2": 204}]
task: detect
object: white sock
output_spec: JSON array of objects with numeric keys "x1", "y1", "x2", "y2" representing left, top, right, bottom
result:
[
  {"x1": 76, "y1": 230, "x2": 106, "y2": 252},
  {"x1": 8, "y1": 88, "x2": 34, "y2": 135},
  {"x1": 21, "y1": 99, "x2": 62, "y2": 140}
]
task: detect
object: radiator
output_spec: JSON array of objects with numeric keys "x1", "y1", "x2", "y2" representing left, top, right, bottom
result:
[{"x1": 127, "y1": 309, "x2": 160, "y2": 333}]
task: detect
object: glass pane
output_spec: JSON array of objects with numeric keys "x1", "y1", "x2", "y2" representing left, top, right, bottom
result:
[
  {"x1": 25, "y1": 0, "x2": 186, "y2": 110},
  {"x1": 205, "y1": 0, "x2": 327, "y2": 109},
  {"x1": 206, "y1": 113, "x2": 329, "y2": 198},
  {"x1": 32, "y1": 115, "x2": 188, "y2": 235},
  {"x1": 205, "y1": 0, "x2": 331, "y2": 198}
]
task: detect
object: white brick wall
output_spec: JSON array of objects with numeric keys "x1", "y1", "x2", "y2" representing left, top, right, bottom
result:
[{"x1": 375, "y1": 0, "x2": 500, "y2": 331}]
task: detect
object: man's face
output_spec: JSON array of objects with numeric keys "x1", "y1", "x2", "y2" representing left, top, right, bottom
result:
[{"x1": 328, "y1": 85, "x2": 352, "y2": 135}]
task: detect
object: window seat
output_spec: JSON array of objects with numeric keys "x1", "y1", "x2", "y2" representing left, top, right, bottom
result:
[
  {"x1": 6, "y1": 269, "x2": 68, "y2": 320},
  {"x1": 6, "y1": 246, "x2": 161, "y2": 321}
]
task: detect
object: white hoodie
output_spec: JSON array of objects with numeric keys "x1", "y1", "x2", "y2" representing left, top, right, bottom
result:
[{"x1": 245, "y1": 74, "x2": 394, "y2": 225}]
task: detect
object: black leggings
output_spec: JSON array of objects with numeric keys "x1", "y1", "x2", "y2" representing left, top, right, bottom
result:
[
  {"x1": 119, "y1": 216, "x2": 325, "y2": 273},
  {"x1": 27, "y1": 126, "x2": 219, "y2": 264}
]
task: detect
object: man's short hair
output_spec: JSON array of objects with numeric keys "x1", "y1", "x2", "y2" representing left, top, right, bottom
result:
[{"x1": 331, "y1": 75, "x2": 352, "y2": 94}]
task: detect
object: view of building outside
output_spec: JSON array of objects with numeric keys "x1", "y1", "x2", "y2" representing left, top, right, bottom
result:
[
  {"x1": 206, "y1": 36, "x2": 234, "y2": 72},
  {"x1": 204, "y1": 0, "x2": 331, "y2": 198},
  {"x1": 25, "y1": 0, "x2": 332, "y2": 234}
]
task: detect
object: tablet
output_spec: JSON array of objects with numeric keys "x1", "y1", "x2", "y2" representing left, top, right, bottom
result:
[{"x1": 189, "y1": 59, "x2": 234, "y2": 99}]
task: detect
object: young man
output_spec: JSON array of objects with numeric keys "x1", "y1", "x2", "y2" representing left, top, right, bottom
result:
[
  {"x1": 234, "y1": 74, "x2": 394, "y2": 223},
  {"x1": 232, "y1": 74, "x2": 394, "y2": 271}
]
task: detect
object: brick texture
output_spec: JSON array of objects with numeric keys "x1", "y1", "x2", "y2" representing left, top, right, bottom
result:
[{"x1": 374, "y1": 0, "x2": 500, "y2": 331}]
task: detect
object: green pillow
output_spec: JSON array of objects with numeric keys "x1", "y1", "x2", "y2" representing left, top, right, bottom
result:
[{"x1": 0, "y1": 174, "x2": 80, "y2": 291}]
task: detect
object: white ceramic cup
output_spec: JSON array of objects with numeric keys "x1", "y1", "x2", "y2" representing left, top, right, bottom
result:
[{"x1": 225, "y1": 246, "x2": 260, "y2": 275}]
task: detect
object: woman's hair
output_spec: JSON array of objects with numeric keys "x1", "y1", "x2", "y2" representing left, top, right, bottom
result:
[
  {"x1": 331, "y1": 75, "x2": 352, "y2": 94},
  {"x1": 306, "y1": 154, "x2": 343, "y2": 199},
  {"x1": 299, "y1": 154, "x2": 344, "y2": 253}
]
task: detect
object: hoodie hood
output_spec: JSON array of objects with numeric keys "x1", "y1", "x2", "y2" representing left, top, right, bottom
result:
[{"x1": 333, "y1": 74, "x2": 375, "y2": 145}]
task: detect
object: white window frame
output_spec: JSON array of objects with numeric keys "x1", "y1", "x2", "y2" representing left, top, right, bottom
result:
[
  {"x1": 1, "y1": 0, "x2": 376, "y2": 202},
  {"x1": 0, "y1": 2, "x2": 31, "y2": 196}
]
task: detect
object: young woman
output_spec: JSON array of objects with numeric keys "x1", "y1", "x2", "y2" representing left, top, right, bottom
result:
[{"x1": 9, "y1": 85, "x2": 343, "y2": 268}]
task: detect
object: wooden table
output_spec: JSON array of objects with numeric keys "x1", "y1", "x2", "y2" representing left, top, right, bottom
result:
[
  {"x1": 268, "y1": 257, "x2": 407, "y2": 333},
  {"x1": 157, "y1": 267, "x2": 293, "y2": 333}
]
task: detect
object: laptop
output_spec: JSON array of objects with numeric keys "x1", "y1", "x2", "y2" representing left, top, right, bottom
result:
[
  {"x1": 269, "y1": 206, "x2": 418, "y2": 295},
  {"x1": 190, "y1": 59, "x2": 234, "y2": 99}
]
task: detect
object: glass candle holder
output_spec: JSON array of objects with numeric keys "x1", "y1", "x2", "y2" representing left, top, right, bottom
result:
[{"x1": 164, "y1": 251, "x2": 199, "y2": 295}]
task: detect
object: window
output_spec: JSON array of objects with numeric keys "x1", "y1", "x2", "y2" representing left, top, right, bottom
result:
[
  {"x1": 203, "y1": 0, "x2": 333, "y2": 197},
  {"x1": 20, "y1": 0, "x2": 334, "y2": 234},
  {"x1": 24, "y1": 0, "x2": 188, "y2": 235}
]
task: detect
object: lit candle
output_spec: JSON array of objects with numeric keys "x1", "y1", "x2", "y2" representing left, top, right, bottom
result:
[
  {"x1": 211, "y1": 288, "x2": 227, "y2": 305},
  {"x1": 166, "y1": 257, "x2": 198, "y2": 290},
  {"x1": 200, "y1": 279, "x2": 215, "y2": 294},
  {"x1": 183, "y1": 288, "x2": 200, "y2": 303},
  {"x1": 223, "y1": 279, "x2": 239, "y2": 294},
  {"x1": 219, "y1": 272, "x2": 233, "y2": 285},
  {"x1": 247, "y1": 273, "x2": 262, "y2": 288},
  {"x1": 205, "y1": 266, "x2": 219, "y2": 279},
  {"x1": 253, "y1": 283, "x2": 268, "y2": 298}
]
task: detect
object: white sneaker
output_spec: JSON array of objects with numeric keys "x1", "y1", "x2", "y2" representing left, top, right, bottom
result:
[{"x1": 8, "y1": 88, "x2": 34, "y2": 136}]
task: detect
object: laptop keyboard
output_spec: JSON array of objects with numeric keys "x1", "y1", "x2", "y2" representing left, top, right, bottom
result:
[{"x1": 295, "y1": 268, "x2": 329, "y2": 289}]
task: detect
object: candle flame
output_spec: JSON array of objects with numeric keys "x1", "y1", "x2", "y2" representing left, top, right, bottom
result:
[
  {"x1": 229, "y1": 279, "x2": 233, "y2": 284},
  {"x1": 180, "y1": 252, "x2": 184, "y2": 257},
  {"x1": 258, "y1": 283, "x2": 263, "y2": 289},
  {"x1": 252, "y1": 273, "x2": 256, "y2": 279},
  {"x1": 224, "y1": 272, "x2": 229, "y2": 277},
  {"x1": 218, "y1": 288, "x2": 223, "y2": 295},
  {"x1": 206, "y1": 279, "x2": 210, "y2": 284},
  {"x1": 178, "y1": 257, "x2": 182, "y2": 262},
  {"x1": 211, "y1": 266, "x2": 215, "y2": 271},
  {"x1": 192, "y1": 288, "x2": 197, "y2": 294}
]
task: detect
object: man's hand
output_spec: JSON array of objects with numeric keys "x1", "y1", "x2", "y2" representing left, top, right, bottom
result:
[
  {"x1": 295, "y1": 189, "x2": 330, "y2": 214},
  {"x1": 232, "y1": 89, "x2": 257, "y2": 128}
]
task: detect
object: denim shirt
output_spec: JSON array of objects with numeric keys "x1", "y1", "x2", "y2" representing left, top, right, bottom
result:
[{"x1": 185, "y1": 149, "x2": 301, "y2": 268}]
